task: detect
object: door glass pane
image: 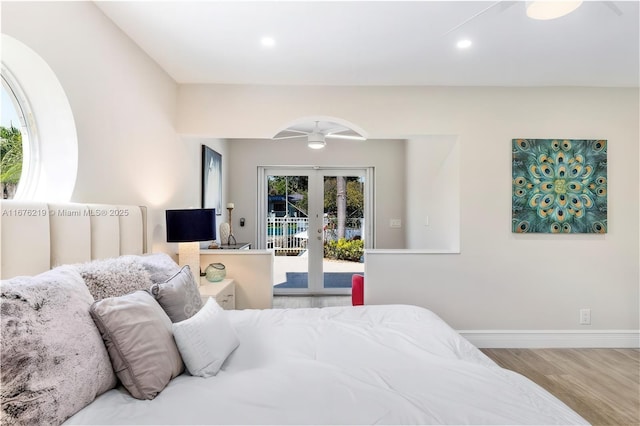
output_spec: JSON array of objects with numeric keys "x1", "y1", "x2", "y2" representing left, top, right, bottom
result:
[
  {"x1": 322, "y1": 175, "x2": 365, "y2": 290},
  {"x1": 268, "y1": 175, "x2": 310, "y2": 292}
]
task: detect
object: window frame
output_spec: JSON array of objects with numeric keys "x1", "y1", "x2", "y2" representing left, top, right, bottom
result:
[{"x1": 1, "y1": 65, "x2": 38, "y2": 199}]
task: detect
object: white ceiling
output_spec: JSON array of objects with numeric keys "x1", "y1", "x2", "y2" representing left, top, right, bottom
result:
[{"x1": 96, "y1": 1, "x2": 640, "y2": 87}]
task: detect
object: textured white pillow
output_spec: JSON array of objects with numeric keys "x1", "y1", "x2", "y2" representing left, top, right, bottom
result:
[
  {"x1": 172, "y1": 298, "x2": 239, "y2": 378},
  {"x1": 1, "y1": 266, "x2": 116, "y2": 425},
  {"x1": 75, "y1": 256, "x2": 152, "y2": 301}
]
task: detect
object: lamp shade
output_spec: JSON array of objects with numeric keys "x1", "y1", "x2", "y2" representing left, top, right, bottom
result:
[{"x1": 166, "y1": 209, "x2": 216, "y2": 242}]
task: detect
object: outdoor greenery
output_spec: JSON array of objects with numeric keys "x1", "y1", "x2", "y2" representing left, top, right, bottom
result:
[
  {"x1": 268, "y1": 174, "x2": 365, "y2": 262},
  {"x1": 323, "y1": 177, "x2": 364, "y2": 218},
  {"x1": 324, "y1": 238, "x2": 364, "y2": 262},
  {"x1": 267, "y1": 175, "x2": 364, "y2": 218},
  {"x1": 1, "y1": 125, "x2": 22, "y2": 199}
]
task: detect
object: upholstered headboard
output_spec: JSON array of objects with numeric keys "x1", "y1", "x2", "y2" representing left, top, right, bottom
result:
[{"x1": 0, "y1": 201, "x2": 147, "y2": 279}]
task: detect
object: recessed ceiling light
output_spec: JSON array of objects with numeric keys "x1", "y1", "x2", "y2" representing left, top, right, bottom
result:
[
  {"x1": 457, "y1": 39, "x2": 472, "y2": 49},
  {"x1": 261, "y1": 37, "x2": 276, "y2": 47}
]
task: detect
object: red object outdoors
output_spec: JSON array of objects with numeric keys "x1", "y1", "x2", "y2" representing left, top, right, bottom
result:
[{"x1": 351, "y1": 274, "x2": 364, "y2": 306}]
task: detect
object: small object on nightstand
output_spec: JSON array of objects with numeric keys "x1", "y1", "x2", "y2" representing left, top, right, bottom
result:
[
  {"x1": 204, "y1": 262, "x2": 226, "y2": 282},
  {"x1": 226, "y1": 203, "x2": 237, "y2": 245},
  {"x1": 218, "y1": 242, "x2": 251, "y2": 250},
  {"x1": 219, "y1": 222, "x2": 230, "y2": 245}
]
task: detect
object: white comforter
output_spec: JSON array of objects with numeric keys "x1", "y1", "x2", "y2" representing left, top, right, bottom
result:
[{"x1": 67, "y1": 305, "x2": 587, "y2": 425}]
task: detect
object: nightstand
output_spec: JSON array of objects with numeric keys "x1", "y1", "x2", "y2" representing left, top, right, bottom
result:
[{"x1": 199, "y1": 277, "x2": 235, "y2": 310}]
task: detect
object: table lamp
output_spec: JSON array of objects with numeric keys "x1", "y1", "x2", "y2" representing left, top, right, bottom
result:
[{"x1": 166, "y1": 208, "x2": 216, "y2": 283}]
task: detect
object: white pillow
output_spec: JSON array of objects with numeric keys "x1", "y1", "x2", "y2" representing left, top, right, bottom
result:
[{"x1": 172, "y1": 298, "x2": 239, "y2": 378}]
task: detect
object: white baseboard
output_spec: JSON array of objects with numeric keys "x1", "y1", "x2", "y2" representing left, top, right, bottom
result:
[{"x1": 458, "y1": 330, "x2": 640, "y2": 348}]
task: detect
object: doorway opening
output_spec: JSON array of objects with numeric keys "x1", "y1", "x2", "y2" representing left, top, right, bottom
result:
[{"x1": 258, "y1": 166, "x2": 374, "y2": 297}]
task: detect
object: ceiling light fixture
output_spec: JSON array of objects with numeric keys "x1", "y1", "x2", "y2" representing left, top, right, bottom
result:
[
  {"x1": 272, "y1": 120, "x2": 367, "y2": 149},
  {"x1": 260, "y1": 36, "x2": 276, "y2": 47},
  {"x1": 307, "y1": 132, "x2": 326, "y2": 150},
  {"x1": 525, "y1": 1, "x2": 583, "y2": 20},
  {"x1": 456, "y1": 39, "x2": 472, "y2": 49}
]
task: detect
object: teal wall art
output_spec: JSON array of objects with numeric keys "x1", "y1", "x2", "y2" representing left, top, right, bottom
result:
[{"x1": 512, "y1": 139, "x2": 607, "y2": 233}]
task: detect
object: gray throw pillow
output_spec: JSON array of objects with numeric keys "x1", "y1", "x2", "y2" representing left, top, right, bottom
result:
[
  {"x1": 75, "y1": 256, "x2": 153, "y2": 301},
  {"x1": 138, "y1": 253, "x2": 182, "y2": 284},
  {"x1": 0, "y1": 266, "x2": 116, "y2": 426},
  {"x1": 150, "y1": 265, "x2": 203, "y2": 322},
  {"x1": 89, "y1": 291, "x2": 184, "y2": 400}
]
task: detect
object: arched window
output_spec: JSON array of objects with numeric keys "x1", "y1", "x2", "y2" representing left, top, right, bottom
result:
[
  {"x1": 1, "y1": 71, "x2": 31, "y2": 199},
  {"x1": 2, "y1": 34, "x2": 78, "y2": 202}
]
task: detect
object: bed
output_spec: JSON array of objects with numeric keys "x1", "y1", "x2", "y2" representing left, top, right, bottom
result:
[
  {"x1": 64, "y1": 303, "x2": 586, "y2": 425},
  {"x1": 0, "y1": 201, "x2": 587, "y2": 425}
]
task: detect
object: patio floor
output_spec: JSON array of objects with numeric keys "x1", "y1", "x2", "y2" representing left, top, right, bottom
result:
[
  {"x1": 273, "y1": 252, "x2": 364, "y2": 289},
  {"x1": 275, "y1": 272, "x2": 360, "y2": 288}
]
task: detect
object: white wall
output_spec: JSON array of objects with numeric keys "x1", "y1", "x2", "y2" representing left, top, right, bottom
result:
[
  {"x1": 3, "y1": 3, "x2": 637, "y2": 334},
  {"x1": 178, "y1": 84, "x2": 639, "y2": 332},
  {"x1": 405, "y1": 135, "x2": 460, "y2": 250},
  {"x1": 1, "y1": 2, "x2": 200, "y2": 253},
  {"x1": 225, "y1": 138, "x2": 406, "y2": 249}
]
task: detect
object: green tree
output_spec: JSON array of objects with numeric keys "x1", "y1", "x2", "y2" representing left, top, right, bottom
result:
[
  {"x1": 324, "y1": 176, "x2": 364, "y2": 241},
  {"x1": 1, "y1": 125, "x2": 23, "y2": 199},
  {"x1": 324, "y1": 177, "x2": 364, "y2": 217}
]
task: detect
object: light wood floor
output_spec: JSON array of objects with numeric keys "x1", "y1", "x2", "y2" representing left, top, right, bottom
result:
[
  {"x1": 482, "y1": 348, "x2": 640, "y2": 426},
  {"x1": 272, "y1": 298, "x2": 639, "y2": 424}
]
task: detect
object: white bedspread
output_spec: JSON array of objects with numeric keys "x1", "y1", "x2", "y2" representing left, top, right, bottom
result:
[{"x1": 67, "y1": 305, "x2": 587, "y2": 425}]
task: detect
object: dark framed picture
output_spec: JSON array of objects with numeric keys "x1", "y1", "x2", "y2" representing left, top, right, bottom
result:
[{"x1": 202, "y1": 145, "x2": 222, "y2": 215}]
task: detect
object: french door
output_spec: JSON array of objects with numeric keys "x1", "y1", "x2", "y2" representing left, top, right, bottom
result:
[{"x1": 258, "y1": 167, "x2": 374, "y2": 295}]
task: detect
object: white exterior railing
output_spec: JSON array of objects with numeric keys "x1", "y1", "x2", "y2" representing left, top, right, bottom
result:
[
  {"x1": 266, "y1": 216, "x2": 363, "y2": 253},
  {"x1": 267, "y1": 217, "x2": 309, "y2": 251}
]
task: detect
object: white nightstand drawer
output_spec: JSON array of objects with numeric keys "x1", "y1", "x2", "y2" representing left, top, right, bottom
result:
[{"x1": 199, "y1": 278, "x2": 235, "y2": 310}]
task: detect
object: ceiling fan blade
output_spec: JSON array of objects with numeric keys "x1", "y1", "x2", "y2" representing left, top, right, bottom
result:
[
  {"x1": 324, "y1": 126, "x2": 349, "y2": 135},
  {"x1": 440, "y1": 1, "x2": 503, "y2": 37},
  {"x1": 272, "y1": 129, "x2": 309, "y2": 140},
  {"x1": 278, "y1": 129, "x2": 308, "y2": 135},
  {"x1": 326, "y1": 128, "x2": 366, "y2": 141},
  {"x1": 602, "y1": 1, "x2": 623, "y2": 16},
  {"x1": 326, "y1": 134, "x2": 366, "y2": 141},
  {"x1": 498, "y1": 1, "x2": 518, "y2": 13},
  {"x1": 272, "y1": 134, "x2": 307, "y2": 140}
]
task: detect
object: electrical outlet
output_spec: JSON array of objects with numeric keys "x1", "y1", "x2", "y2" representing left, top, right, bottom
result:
[
  {"x1": 390, "y1": 219, "x2": 402, "y2": 228},
  {"x1": 579, "y1": 308, "x2": 591, "y2": 325}
]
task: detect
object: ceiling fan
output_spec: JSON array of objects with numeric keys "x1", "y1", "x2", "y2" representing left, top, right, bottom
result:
[
  {"x1": 442, "y1": 1, "x2": 623, "y2": 37},
  {"x1": 272, "y1": 120, "x2": 366, "y2": 149}
]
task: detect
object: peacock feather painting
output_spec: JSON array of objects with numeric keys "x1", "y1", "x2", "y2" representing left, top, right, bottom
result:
[{"x1": 512, "y1": 139, "x2": 607, "y2": 233}]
